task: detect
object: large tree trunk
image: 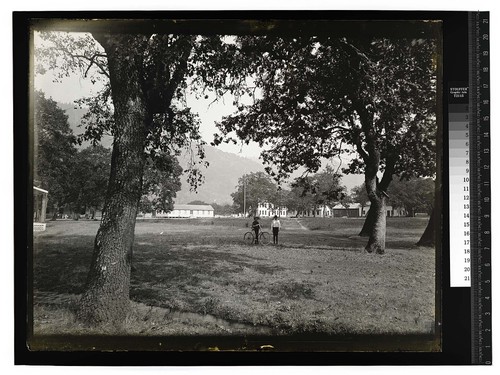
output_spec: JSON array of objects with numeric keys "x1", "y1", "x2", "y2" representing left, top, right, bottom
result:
[
  {"x1": 364, "y1": 177, "x2": 387, "y2": 254},
  {"x1": 78, "y1": 34, "x2": 149, "y2": 325},
  {"x1": 359, "y1": 205, "x2": 376, "y2": 237},
  {"x1": 417, "y1": 206, "x2": 435, "y2": 247},
  {"x1": 417, "y1": 178, "x2": 440, "y2": 247},
  {"x1": 418, "y1": 43, "x2": 442, "y2": 248},
  {"x1": 352, "y1": 102, "x2": 392, "y2": 254}
]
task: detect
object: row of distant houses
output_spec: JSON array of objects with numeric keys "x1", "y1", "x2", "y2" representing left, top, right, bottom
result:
[
  {"x1": 34, "y1": 183, "x2": 408, "y2": 223},
  {"x1": 143, "y1": 201, "x2": 408, "y2": 219},
  {"x1": 142, "y1": 204, "x2": 216, "y2": 218},
  {"x1": 256, "y1": 202, "x2": 406, "y2": 218}
]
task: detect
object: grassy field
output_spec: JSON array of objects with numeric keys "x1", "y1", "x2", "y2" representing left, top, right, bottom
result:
[{"x1": 32, "y1": 216, "x2": 436, "y2": 340}]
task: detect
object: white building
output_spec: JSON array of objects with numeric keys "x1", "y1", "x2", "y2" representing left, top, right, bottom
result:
[
  {"x1": 296, "y1": 205, "x2": 332, "y2": 218},
  {"x1": 362, "y1": 202, "x2": 407, "y2": 217},
  {"x1": 256, "y1": 202, "x2": 288, "y2": 218},
  {"x1": 331, "y1": 203, "x2": 364, "y2": 217},
  {"x1": 152, "y1": 204, "x2": 215, "y2": 218},
  {"x1": 290, "y1": 202, "x2": 406, "y2": 218},
  {"x1": 33, "y1": 186, "x2": 48, "y2": 231}
]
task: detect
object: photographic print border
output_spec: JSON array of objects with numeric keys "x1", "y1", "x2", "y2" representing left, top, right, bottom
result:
[{"x1": 14, "y1": 10, "x2": 475, "y2": 365}]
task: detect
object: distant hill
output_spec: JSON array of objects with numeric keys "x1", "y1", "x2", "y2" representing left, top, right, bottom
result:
[
  {"x1": 60, "y1": 102, "x2": 363, "y2": 205},
  {"x1": 175, "y1": 146, "x2": 266, "y2": 205},
  {"x1": 60, "y1": 102, "x2": 266, "y2": 205}
]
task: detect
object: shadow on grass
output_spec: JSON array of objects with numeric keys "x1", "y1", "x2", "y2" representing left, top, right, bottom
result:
[
  {"x1": 130, "y1": 240, "x2": 287, "y2": 310},
  {"x1": 33, "y1": 235, "x2": 94, "y2": 295},
  {"x1": 33, "y1": 233, "x2": 289, "y2": 308},
  {"x1": 285, "y1": 231, "x2": 426, "y2": 251},
  {"x1": 33, "y1": 225, "x2": 426, "y2": 303},
  {"x1": 32, "y1": 222, "x2": 436, "y2": 336}
]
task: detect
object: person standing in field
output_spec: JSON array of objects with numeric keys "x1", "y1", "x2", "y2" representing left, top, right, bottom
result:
[
  {"x1": 251, "y1": 216, "x2": 261, "y2": 244},
  {"x1": 271, "y1": 215, "x2": 281, "y2": 245}
]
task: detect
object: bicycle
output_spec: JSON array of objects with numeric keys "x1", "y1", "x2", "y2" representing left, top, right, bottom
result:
[{"x1": 243, "y1": 229, "x2": 270, "y2": 245}]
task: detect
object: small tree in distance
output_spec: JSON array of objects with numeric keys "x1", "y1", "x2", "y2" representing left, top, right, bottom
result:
[
  {"x1": 67, "y1": 145, "x2": 111, "y2": 218},
  {"x1": 289, "y1": 166, "x2": 346, "y2": 217},
  {"x1": 387, "y1": 177, "x2": 435, "y2": 217},
  {"x1": 139, "y1": 154, "x2": 183, "y2": 216},
  {"x1": 211, "y1": 203, "x2": 236, "y2": 216},
  {"x1": 231, "y1": 172, "x2": 279, "y2": 217},
  {"x1": 187, "y1": 200, "x2": 210, "y2": 205},
  {"x1": 351, "y1": 184, "x2": 369, "y2": 211}
]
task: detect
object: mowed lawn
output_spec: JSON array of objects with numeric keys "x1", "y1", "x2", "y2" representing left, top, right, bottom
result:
[{"x1": 33, "y1": 216, "x2": 436, "y2": 338}]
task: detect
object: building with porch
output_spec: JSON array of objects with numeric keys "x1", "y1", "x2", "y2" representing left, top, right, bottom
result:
[
  {"x1": 33, "y1": 186, "x2": 48, "y2": 231},
  {"x1": 294, "y1": 205, "x2": 333, "y2": 218},
  {"x1": 256, "y1": 202, "x2": 288, "y2": 218}
]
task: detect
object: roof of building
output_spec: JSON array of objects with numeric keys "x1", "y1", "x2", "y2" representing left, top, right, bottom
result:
[
  {"x1": 329, "y1": 202, "x2": 393, "y2": 210},
  {"x1": 33, "y1": 186, "x2": 48, "y2": 194},
  {"x1": 257, "y1": 202, "x2": 287, "y2": 209},
  {"x1": 332, "y1": 203, "x2": 363, "y2": 209},
  {"x1": 173, "y1": 204, "x2": 214, "y2": 211}
]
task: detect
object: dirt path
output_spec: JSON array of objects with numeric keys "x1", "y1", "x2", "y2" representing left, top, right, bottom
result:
[{"x1": 288, "y1": 218, "x2": 309, "y2": 230}]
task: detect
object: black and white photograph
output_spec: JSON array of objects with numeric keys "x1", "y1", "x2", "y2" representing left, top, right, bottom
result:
[{"x1": 26, "y1": 16, "x2": 441, "y2": 353}]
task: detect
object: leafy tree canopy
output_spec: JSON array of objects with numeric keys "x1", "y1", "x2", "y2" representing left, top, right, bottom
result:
[
  {"x1": 387, "y1": 177, "x2": 435, "y2": 216},
  {"x1": 139, "y1": 153, "x2": 183, "y2": 214},
  {"x1": 187, "y1": 200, "x2": 210, "y2": 205},
  {"x1": 204, "y1": 34, "x2": 438, "y2": 254},
  {"x1": 35, "y1": 32, "x2": 213, "y2": 189},
  {"x1": 34, "y1": 90, "x2": 77, "y2": 210},
  {"x1": 211, "y1": 203, "x2": 236, "y2": 216},
  {"x1": 351, "y1": 183, "x2": 369, "y2": 207},
  {"x1": 68, "y1": 144, "x2": 111, "y2": 214},
  {"x1": 209, "y1": 35, "x2": 437, "y2": 184},
  {"x1": 290, "y1": 165, "x2": 346, "y2": 209},
  {"x1": 231, "y1": 171, "x2": 279, "y2": 215}
]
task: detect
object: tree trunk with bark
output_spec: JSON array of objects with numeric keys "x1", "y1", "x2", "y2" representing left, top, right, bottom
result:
[
  {"x1": 353, "y1": 103, "x2": 395, "y2": 254},
  {"x1": 418, "y1": 45, "x2": 442, "y2": 248},
  {"x1": 78, "y1": 34, "x2": 150, "y2": 325},
  {"x1": 364, "y1": 173, "x2": 387, "y2": 254},
  {"x1": 359, "y1": 206, "x2": 376, "y2": 237},
  {"x1": 417, "y1": 179, "x2": 440, "y2": 247},
  {"x1": 417, "y1": 206, "x2": 435, "y2": 247}
]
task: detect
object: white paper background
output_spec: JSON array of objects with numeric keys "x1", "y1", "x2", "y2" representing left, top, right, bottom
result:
[{"x1": 2, "y1": 1, "x2": 498, "y2": 374}]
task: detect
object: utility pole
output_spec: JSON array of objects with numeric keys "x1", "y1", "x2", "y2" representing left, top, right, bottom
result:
[
  {"x1": 243, "y1": 177, "x2": 246, "y2": 217},
  {"x1": 278, "y1": 187, "x2": 282, "y2": 217}
]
